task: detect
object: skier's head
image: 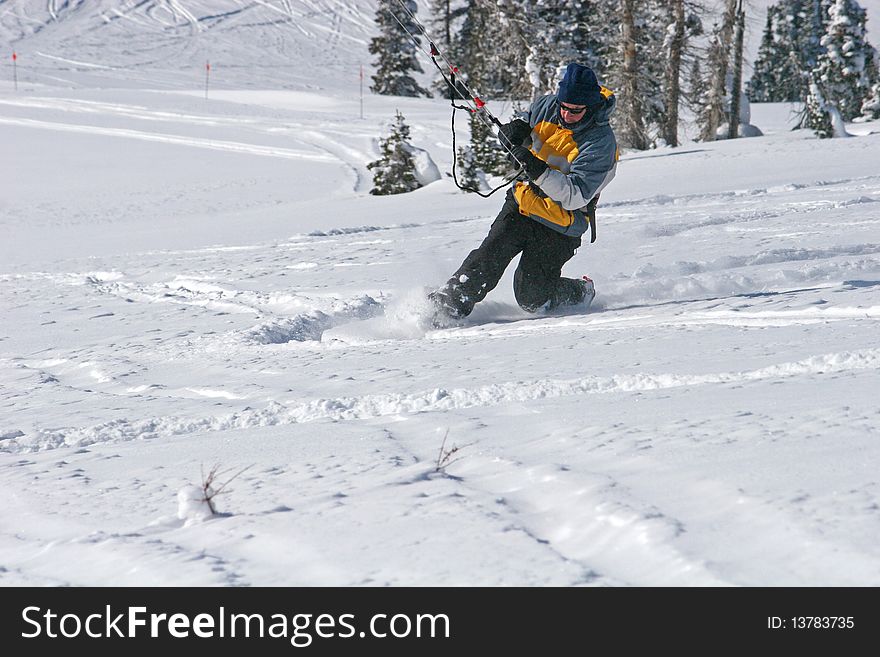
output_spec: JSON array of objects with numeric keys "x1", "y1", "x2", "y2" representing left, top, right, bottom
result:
[{"x1": 557, "y1": 63, "x2": 603, "y2": 126}]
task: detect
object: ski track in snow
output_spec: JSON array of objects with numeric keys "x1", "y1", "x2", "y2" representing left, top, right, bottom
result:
[
  {"x1": 4, "y1": 346, "x2": 880, "y2": 453},
  {"x1": 0, "y1": 116, "x2": 338, "y2": 162},
  {"x1": 0, "y1": 96, "x2": 382, "y2": 191}
]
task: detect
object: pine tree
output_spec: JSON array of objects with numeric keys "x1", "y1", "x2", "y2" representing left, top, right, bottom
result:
[
  {"x1": 455, "y1": 144, "x2": 481, "y2": 190},
  {"x1": 803, "y1": 76, "x2": 835, "y2": 137},
  {"x1": 524, "y1": 0, "x2": 571, "y2": 98},
  {"x1": 748, "y1": 0, "x2": 804, "y2": 103},
  {"x1": 367, "y1": 111, "x2": 423, "y2": 195},
  {"x1": 369, "y1": 0, "x2": 430, "y2": 97},
  {"x1": 813, "y1": 0, "x2": 878, "y2": 121},
  {"x1": 749, "y1": 6, "x2": 784, "y2": 102},
  {"x1": 749, "y1": 0, "x2": 838, "y2": 103}
]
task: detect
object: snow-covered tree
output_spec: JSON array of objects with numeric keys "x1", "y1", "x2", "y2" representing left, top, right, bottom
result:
[
  {"x1": 749, "y1": 1, "x2": 829, "y2": 102},
  {"x1": 368, "y1": 111, "x2": 423, "y2": 195},
  {"x1": 369, "y1": 0, "x2": 430, "y2": 97},
  {"x1": 749, "y1": 5, "x2": 789, "y2": 102},
  {"x1": 813, "y1": 0, "x2": 878, "y2": 121},
  {"x1": 803, "y1": 75, "x2": 838, "y2": 137},
  {"x1": 455, "y1": 144, "x2": 481, "y2": 190}
]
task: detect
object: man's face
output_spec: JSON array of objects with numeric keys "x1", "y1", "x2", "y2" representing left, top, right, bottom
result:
[{"x1": 560, "y1": 103, "x2": 588, "y2": 125}]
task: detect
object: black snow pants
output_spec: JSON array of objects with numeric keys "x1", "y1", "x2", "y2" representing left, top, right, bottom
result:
[{"x1": 437, "y1": 191, "x2": 586, "y2": 318}]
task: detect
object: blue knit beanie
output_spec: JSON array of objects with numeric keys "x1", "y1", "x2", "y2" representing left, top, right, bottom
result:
[{"x1": 557, "y1": 63, "x2": 603, "y2": 107}]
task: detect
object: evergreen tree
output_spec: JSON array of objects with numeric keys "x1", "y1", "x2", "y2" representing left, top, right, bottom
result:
[
  {"x1": 748, "y1": 0, "x2": 836, "y2": 103},
  {"x1": 369, "y1": 0, "x2": 430, "y2": 97},
  {"x1": 813, "y1": 0, "x2": 878, "y2": 121},
  {"x1": 455, "y1": 144, "x2": 481, "y2": 190},
  {"x1": 523, "y1": 0, "x2": 573, "y2": 99},
  {"x1": 451, "y1": 111, "x2": 509, "y2": 192},
  {"x1": 803, "y1": 76, "x2": 835, "y2": 137},
  {"x1": 749, "y1": 6, "x2": 785, "y2": 102},
  {"x1": 368, "y1": 111, "x2": 423, "y2": 195}
]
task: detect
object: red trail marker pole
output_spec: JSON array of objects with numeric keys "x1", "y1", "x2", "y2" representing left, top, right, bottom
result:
[
  {"x1": 205, "y1": 60, "x2": 210, "y2": 100},
  {"x1": 12, "y1": 51, "x2": 18, "y2": 92}
]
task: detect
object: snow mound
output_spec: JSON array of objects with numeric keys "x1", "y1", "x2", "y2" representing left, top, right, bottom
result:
[{"x1": 177, "y1": 485, "x2": 215, "y2": 524}]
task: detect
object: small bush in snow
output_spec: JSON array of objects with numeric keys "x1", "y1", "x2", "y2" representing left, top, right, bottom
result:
[
  {"x1": 435, "y1": 429, "x2": 462, "y2": 472},
  {"x1": 177, "y1": 463, "x2": 251, "y2": 522}
]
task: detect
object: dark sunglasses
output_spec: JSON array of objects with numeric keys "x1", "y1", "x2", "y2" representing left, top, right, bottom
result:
[{"x1": 560, "y1": 104, "x2": 588, "y2": 115}]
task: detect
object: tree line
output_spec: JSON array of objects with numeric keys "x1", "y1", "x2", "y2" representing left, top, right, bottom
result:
[
  {"x1": 367, "y1": 0, "x2": 878, "y2": 194},
  {"x1": 751, "y1": 0, "x2": 879, "y2": 136}
]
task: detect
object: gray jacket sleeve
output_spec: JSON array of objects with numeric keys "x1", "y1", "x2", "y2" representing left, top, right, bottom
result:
[{"x1": 534, "y1": 129, "x2": 617, "y2": 210}]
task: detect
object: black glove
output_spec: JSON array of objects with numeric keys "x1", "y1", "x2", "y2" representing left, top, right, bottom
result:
[
  {"x1": 509, "y1": 145, "x2": 548, "y2": 180},
  {"x1": 497, "y1": 119, "x2": 531, "y2": 151}
]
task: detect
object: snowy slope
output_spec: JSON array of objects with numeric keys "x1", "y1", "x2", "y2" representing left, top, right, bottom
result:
[
  {"x1": 1, "y1": 2, "x2": 880, "y2": 587},
  {"x1": 2, "y1": 1, "x2": 879, "y2": 92},
  {"x1": 0, "y1": 0, "x2": 379, "y2": 90}
]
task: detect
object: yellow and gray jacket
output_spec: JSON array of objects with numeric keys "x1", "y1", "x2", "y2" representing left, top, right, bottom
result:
[{"x1": 513, "y1": 90, "x2": 618, "y2": 239}]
